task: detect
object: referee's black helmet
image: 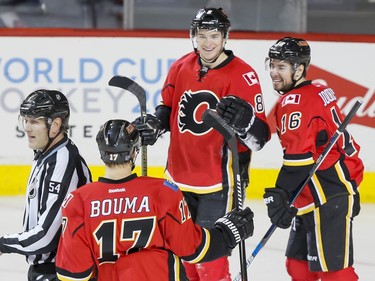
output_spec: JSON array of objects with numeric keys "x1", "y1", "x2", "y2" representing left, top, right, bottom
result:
[
  {"x1": 20, "y1": 89, "x2": 70, "y2": 130},
  {"x1": 96, "y1": 119, "x2": 140, "y2": 166}
]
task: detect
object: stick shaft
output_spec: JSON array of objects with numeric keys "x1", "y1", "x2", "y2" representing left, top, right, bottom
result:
[
  {"x1": 290, "y1": 98, "x2": 362, "y2": 203},
  {"x1": 202, "y1": 109, "x2": 248, "y2": 280},
  {"x1": 108, "y1": 75, "x2": 148, "y2": 176},
  {"x1": 230, "y1": 138, "x2": 247, "y2": 281}
]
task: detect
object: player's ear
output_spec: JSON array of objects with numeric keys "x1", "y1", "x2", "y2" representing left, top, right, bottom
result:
[{"x1": 294, "y1": 64, "x2": 305, "y2": 80}]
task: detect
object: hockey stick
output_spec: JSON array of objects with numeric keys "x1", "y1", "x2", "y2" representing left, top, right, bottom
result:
[
  {"x1": 202, "y1": 109, "x2": 248, "y2": 281},
  {"x1": 108, "y1": 75, "x2": 148, "y2": 176},
  {"x1": 232, "y1": 98, "x2": 363, "y2": 281}
]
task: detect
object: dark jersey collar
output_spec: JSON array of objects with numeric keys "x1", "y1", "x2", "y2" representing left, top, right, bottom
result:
[
  {"x1": 98, "y1": 173, "x2": 138, "y2": 184},
  {"x1": 293, "y1": 80, "x2": 312, "y2": 90}
]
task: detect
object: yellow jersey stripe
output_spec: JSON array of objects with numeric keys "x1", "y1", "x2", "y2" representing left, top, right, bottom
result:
[
  {"x1": 283, "y1": 157, "x2": 315, "y2": 166},
  {"x1": 311, "y1": 174, "x2": 327, "y2": 205},
  {"x1": 314, "y1": 208, "x2": 328, "y2": 271},
  {"x1": 189, "y1": 228, "x2": 211, "y2": 263},
  {"x1": 334, "y1": 163, "x2": 356, "y2": 195}
]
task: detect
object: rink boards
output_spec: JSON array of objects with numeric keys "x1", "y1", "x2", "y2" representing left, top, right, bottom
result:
[{"x1": 0, "y1": 30, "x2": 374, "y2": 201}]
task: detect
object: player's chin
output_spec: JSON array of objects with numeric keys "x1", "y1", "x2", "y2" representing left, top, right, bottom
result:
[
  {"x1": 201, "y1": 56, "x2": 214, "y2": 62},
  {"x1": 272, "y1": 81, "x2": 284, "y2": 91},
  {"x1": 201, "y1": 52, "x2": 218, "y2": 62}
]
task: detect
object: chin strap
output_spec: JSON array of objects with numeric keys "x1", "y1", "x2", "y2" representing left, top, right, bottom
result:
[{"x1": 39, "y1": 119, "x2": 64, "y2": 158}]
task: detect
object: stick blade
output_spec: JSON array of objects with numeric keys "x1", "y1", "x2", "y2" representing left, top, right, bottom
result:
[
  {"x1": 202, "y1": 109, "x2": 235, "y2": 142},
  {"x1": 108, "y1": 75, "x2": 147, "y2": 113},
  {"x1": 108, "y1": 75, "x2": 133, "y2": 88}
]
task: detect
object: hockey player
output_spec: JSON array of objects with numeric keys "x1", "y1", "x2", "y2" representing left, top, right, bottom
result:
[
  {"x1": 263, "y1": 37, "x2": 364, "y2": 281},
  {"x1": 0, "y1": 90, "x2": 92, "y2": 281},
  {"x1": 132, "y1": 7, "x2": 270, "y2": 280},
  {"x1": 55, "y1": 119, "x2": 255, "y2": 281}
]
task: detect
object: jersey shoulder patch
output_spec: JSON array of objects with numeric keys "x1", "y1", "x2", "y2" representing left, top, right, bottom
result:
[{"x1": 163, "y1": 180, "x2": 179, "y2": 192}]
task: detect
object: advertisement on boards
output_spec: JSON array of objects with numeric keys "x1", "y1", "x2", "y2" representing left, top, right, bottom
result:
[{"x1": 0, "y1": 35, "x2": 374, "y2": 198}]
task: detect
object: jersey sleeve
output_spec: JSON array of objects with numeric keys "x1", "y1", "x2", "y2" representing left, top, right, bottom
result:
[
  {"x1": 275, "y1": 85, "x2": 364, "y2": 209},
  {"x1": 157, "y1": 180, "x2": 229, "y2": 263},
  {"x1": 229, "y1": 63, "x2": 270, "y2": 151},
  {"x1": 56, "y1": 192, "x2": 95, "y2": 281},
  {"x1": 160, "y1": 53, "x2": 190, "y2": 108},
  {"x1": 0, "y1": 149, "x2": 84, "y2": 256},
  {"x1": 0, "y1": 190, "x2": 63, "y2": 254}
]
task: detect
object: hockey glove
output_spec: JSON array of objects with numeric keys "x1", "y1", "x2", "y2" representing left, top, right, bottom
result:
[
  {"x1": 263, "y1": 187, "x2": 298, "y2": 229},
  {"x1": 216, "y1": 95, "x2": 255, "y2": 136},
  {"x1": 214, "y1": 207, "x2": 254, "y2": 249},
  {"x1": 132, "y1": 114, "x2": 165, "y2": 146}
]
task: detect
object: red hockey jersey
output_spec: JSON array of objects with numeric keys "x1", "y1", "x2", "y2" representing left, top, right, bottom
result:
[
  {"x1": 161, "y1": 50, "x2": 269, "y2": 194},
  {"x1": 56, "y1": 174, "x2": 230, "y2": 281},
  {"x1": 274, "y1": 81, "x2": 364, "y2": 212}
]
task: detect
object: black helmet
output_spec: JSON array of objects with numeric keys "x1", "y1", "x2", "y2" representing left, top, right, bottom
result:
[
  {"x1": 190, "y1": 7, "x2": 231, "y2": 39},
  {"x1": 96, "y1": 119, "x2": 140, "y2": 166},
  {"x1": 268, "y1": 37, "x2": 311, "y2": 71},
  {"x1": 20, "y1": 89, "x2": 70, "y2": 130}
]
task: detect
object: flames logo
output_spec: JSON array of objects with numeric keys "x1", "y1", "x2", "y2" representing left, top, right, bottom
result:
[{"x1": 178, "y1": 90, "x2": 219, "y2": 135}]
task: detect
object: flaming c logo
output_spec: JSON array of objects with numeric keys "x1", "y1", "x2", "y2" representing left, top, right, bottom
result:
[
  {"x1": 178, "y1": 90, "x2": 219, "y2": 135},
  {"x1": 267, "y1": 65, "x2": 375, "y2": 133}
]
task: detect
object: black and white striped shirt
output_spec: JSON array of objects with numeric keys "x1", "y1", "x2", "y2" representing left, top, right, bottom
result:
[{"x1": 0, "y1": 134, "x2": 92, "y2": 265}]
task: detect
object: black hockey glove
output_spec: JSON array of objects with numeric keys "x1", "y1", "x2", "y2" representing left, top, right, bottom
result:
[
  {"x1": 214, "y1": 207, "x2": 254, "y2": 249},
  {"x1": 132, "y1": 114, "x2": 165, "y2": 146},
  {"x1": 216, "y1": 95, "x2": 255, "y2": 136},
  {"x1": 263, "y1": 187, "x2": 298, "y2": 229}
]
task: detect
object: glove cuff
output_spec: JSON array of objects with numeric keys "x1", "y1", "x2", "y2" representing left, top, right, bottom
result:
[{"x1": 214, "y1": 217, "x2": 240, "y2": 248}]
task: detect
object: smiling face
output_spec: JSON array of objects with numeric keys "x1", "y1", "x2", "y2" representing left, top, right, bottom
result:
[
  {"x1": 195, "y1": 29, "x2": 227, "y2": 66},
  {"x1": 269, "y1": 58, "x2": 305, "y2": 93}
]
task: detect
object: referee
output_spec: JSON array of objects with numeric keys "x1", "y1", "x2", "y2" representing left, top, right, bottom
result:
[{"x1": 0, "y1": 89, "x2": 92, "y2": 281}]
